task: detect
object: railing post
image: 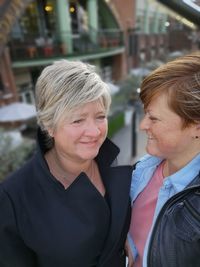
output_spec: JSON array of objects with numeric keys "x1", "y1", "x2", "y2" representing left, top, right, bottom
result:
[
  {"x1": 56, "y1": 0, "x2": 73, "y2": 54},
  {"x1": 87, "y1": 0, "x2": 98, "y2": 44}
]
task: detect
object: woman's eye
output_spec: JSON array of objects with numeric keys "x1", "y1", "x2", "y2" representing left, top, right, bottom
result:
[
  {"x1": 97, "y1": 115, "x2": 106, "y2": 120},
  {"x1": 72, "y1": 119, "x2": 83, "y2": 124},
  {"x1": 149, "y1": 116, "x2": 157, "y2": 121}
]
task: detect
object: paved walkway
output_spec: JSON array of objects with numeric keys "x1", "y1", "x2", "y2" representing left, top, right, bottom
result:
[
  {"x1": 111, "y1": 107, "x2": 146, "y2": 166},
  {"x1": 111, "y1": 106, "x2": 147, "y2": 266}
]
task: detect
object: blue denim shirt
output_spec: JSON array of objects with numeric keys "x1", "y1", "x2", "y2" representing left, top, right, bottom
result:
[{"x1": 129, "y1": 153, "x2": 200, "y2": 267}]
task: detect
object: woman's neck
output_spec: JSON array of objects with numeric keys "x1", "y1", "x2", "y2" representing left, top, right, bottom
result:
[
  {"x1": 45, "y1": 147, "x2": 93, "y2": 187},
  {"x1": 163, "y1": 151, "x2": 200, "y2": 177}
]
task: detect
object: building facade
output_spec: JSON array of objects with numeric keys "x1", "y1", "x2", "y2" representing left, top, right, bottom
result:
[
  {"x1": 130, "y1": 0, "x2": 200, "y2": 68},
  {"x1": 0, "y1": 0, "x2": 137, "y2": 106},
  {"x1": 0, "y1": 0, "x2": 199, "y2": 107}
]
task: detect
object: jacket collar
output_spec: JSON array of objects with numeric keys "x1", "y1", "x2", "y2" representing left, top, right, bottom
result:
[
  {"x1": 36, "y1": 128, "x2": 132, "y2": 266},
  {"x1": 97, "y1": 165, "x2": 132, "y2": 266},
  {"x1": 187, "y1": 172, "x2": 200, "y2": 187}
]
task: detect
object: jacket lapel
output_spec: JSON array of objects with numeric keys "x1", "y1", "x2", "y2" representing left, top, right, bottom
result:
[
  {"x1": 37, "y1": 130, "x2": 132, "y2": 266},
  {"x1": 97, "y1": 165, "x2": 132, "y2": 266}
]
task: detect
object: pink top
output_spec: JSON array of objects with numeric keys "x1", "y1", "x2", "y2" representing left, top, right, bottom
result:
[{"x1": 129, "y1": 161, "x2": 164, "y2": 267}]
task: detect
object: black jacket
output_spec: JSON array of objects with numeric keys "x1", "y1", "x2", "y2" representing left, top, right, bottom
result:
[
  {"x1": 148, "y1": 174, "x2": 200, "y2": 267},
  {"x1": 0, "y1": 129, "x2": 132, "y2": 267}
]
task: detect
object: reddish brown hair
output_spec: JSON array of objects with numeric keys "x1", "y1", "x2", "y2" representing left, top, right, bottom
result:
[{"x1": 140, "y1": 52, "x2": 200, "y2": 128}]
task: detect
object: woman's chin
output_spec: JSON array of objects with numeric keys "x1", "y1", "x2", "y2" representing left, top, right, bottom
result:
[{"x1": 146, "y1": 147, "x2": 159, "y2": 157}]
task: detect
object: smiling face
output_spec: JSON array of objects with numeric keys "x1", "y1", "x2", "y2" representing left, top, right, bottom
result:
[
  {"x1": 140, "y1": 93, "x2": 200, "y2": 161},
  {"x1": 49, "y1": 100, "x2": 108, "y2": 164}
]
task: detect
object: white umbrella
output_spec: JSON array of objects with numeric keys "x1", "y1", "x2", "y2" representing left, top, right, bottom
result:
[
  {"x1": 0, "y1": 102, "x2": 36, "y2": 122},
  {"x1": 168, "y1": 51, "x2": 184, "y2": 60},
  {"x1": 107, "y1": 82, "x2": 120, "y2": 95},
  {"x1": 146, "y1": 60, "x2": 164, "y2": 70},
  {"x1": 130, "y1": 67, "x2": 151, "y2": 76}
]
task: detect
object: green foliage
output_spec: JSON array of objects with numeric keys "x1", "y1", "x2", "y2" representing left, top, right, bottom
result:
[
  {"x1": 108, "y1": 111, "x2": 124, "y2": 138},
  {"x1": 119, "y1": 75, "x2": 138, "y2": 92},
  {"x1": 110, "y1": 75, "x2": 140, "y2": 113},
  {"x1": 0, "y1": 130, "x2": 36, "y2": 182}
]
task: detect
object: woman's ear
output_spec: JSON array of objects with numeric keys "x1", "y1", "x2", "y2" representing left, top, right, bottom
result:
[
  {"x1": 47, "y1": 128, "x2": 54, "y2": 138},
  {"x1": 193, "y1": 123, "x2": 200, "y2": 139}
]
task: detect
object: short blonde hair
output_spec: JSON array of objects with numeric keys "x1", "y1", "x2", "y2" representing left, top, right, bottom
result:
[{"x1": 35, "y1": 59, "x2": 111, "y2": 132}]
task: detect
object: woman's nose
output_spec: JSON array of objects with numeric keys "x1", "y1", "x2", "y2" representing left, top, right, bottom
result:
[
  {"x1": 139, "y1": 116, "x2": 149, "y2": 131},
  {"x1": 85, "y1": 121, "x2": 101, "y2": 136}
]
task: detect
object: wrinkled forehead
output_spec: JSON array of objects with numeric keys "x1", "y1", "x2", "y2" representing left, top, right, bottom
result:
[{"x1": 60, "y1": 98, "x2": 106, "y2": 120}]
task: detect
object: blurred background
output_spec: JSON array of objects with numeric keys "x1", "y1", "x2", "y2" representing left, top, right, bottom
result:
[{"x1": 0, "y1": 0, "x2": 200, "y2": 180}]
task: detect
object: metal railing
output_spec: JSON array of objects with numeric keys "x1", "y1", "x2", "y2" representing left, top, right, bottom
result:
[{"x1": 8, "y1": 28, "x2": 124, "y2": 61}]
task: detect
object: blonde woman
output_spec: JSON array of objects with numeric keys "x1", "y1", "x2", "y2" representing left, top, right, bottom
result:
[{"x1": 0, "y1": 60, "x2": 132, "y2": 267}]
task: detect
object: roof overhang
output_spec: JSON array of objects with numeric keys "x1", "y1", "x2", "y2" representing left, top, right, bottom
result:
[{"x1": 156, "y1": 0, "x2": 200, "y2": 27}]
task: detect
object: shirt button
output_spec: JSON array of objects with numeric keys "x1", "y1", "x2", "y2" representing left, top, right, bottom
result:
[{"x1": 163, "y1": 180, "x2": 171, "y2": 189}]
